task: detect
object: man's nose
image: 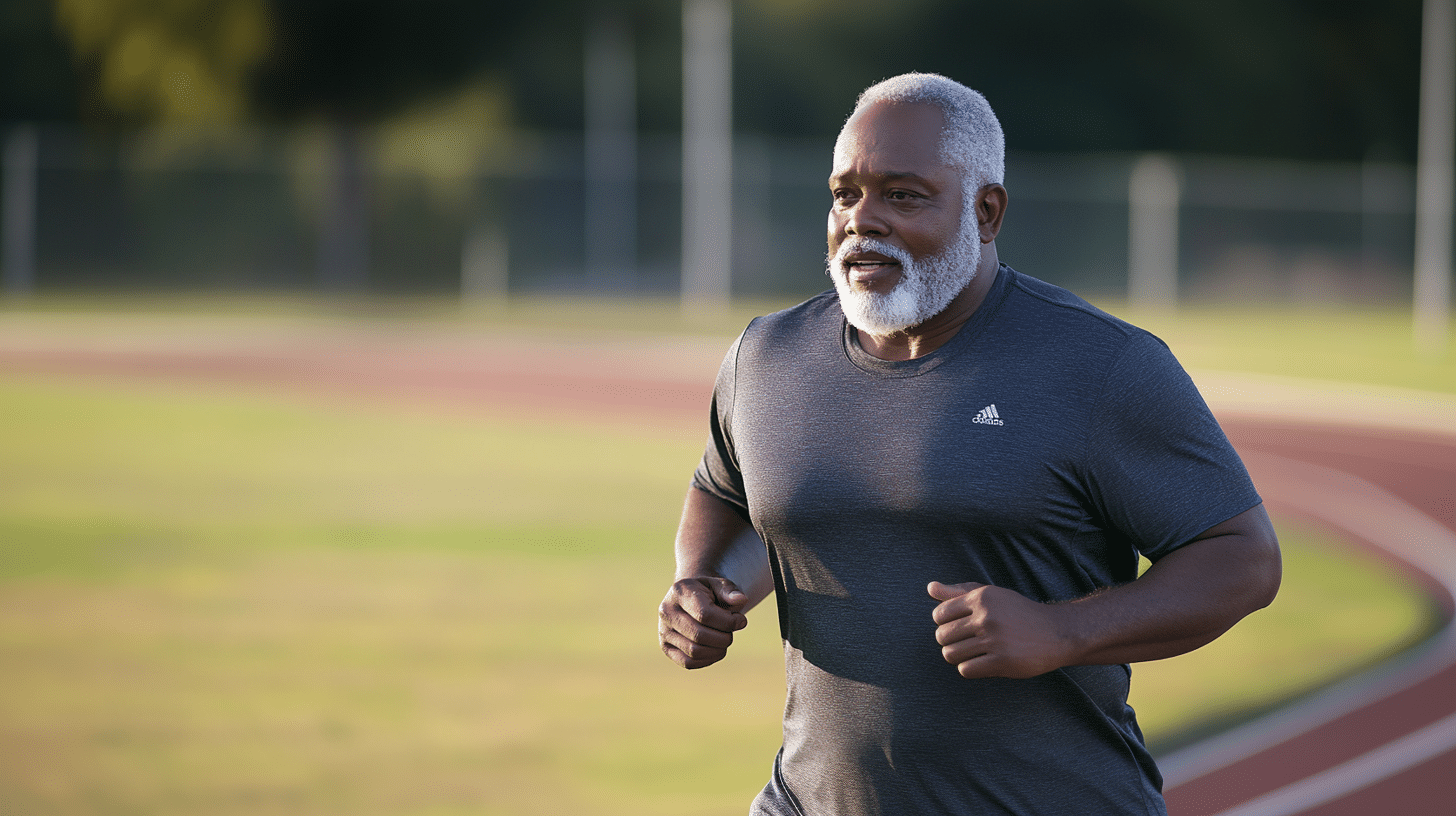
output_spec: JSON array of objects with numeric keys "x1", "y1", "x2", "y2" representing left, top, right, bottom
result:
[{"x1": 843, "y1": 198, "x2": 888, "y2": 237}]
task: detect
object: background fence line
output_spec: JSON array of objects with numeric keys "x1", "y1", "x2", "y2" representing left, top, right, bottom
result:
[{"x1": 0, "y1": 123, "x2": 1431, "y2": 310}]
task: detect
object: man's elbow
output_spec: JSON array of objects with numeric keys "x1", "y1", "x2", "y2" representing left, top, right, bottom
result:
[
  {"x1": 1249, "y1": 532, "x2": 1282, "y2": 612},
  {"x1": 1234, "y1": 515, "x2": 1282, "y2": 615},
  {"x1": 1203, "y1": 503, "x2": 1283, "y2": 617}
]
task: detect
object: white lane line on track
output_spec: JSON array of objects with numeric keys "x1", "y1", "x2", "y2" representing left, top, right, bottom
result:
[
  {"x1": 1211, "y1": 709, "x2": 1456, "y2": 816},
  {"x1": 1160, "y1": 452, "x2": 1456, "y2": 794}
]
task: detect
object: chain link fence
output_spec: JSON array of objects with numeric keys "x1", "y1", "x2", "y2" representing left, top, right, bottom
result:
[{"x1": 0, "y1": 123, "x2": 1424, "y2": 307}]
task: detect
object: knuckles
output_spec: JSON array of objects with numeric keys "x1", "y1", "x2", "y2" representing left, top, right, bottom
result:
[{"x1": 658, "y1": 579, "x2": 736, "y2": 669}]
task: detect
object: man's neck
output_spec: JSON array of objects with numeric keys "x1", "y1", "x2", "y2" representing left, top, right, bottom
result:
[{"x1": 855, "y1": 244, "x2": 1000, "y2": 361}]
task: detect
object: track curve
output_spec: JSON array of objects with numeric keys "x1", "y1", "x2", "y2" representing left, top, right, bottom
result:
[{"x1": 1161, "y1": 414, "x2": 1456, "y2": 815}]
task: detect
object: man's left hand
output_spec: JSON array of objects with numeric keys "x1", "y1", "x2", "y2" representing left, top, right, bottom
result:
[{"x1": 927, "y1": 581, "x2": 1073, "y2": 679}]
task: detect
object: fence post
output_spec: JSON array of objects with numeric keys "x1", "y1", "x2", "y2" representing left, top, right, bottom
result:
[
  {"x1": 585, "y1": 9, "x2": 638, "y2": 289},
  {"x1": 461, "y1": 217, "x2": 509, "y2": 306},
  {"x1": 317, "y1": 120, "x2": 371, "y2": 294},
  {"x1": 2, "y1": 125, "x2": 38, "y2": 297},
  {"x1": 1128, "y1": 153, "x2": 1181, "y2": 309},
  {"x1": 1415, "y1": 0, "x2": 1454, "y2": 355},
  {"x1": 681, "y1": 0, "x2": 733, "y2": 314}
]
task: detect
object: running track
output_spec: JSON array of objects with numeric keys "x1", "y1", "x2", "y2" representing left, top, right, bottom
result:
[
  {"x1": 1, "y1": 313, "x2": 1453, "y2": 814},
  {"x1": 1160, "y1": 407, "x2": 1456, "y2": 814}
]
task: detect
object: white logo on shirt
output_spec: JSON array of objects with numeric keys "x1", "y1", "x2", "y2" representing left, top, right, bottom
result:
[{"x1": 973, "y1": 404, "x2": 1005, "y2": 426}]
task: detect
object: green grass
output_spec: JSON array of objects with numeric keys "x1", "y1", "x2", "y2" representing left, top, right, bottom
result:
[
  {"x1": 0, "y1": 374, "x2": 698, "y2": 536},
  {"x1": 0, "y1": 545, "x2": 788, "y2": 816},
  {"x1": 0, "y1": 375, "x2": 788, "y2": 815},
  {"x1": 0, "y1": 296, "x2": 1447, "y2": 814}
]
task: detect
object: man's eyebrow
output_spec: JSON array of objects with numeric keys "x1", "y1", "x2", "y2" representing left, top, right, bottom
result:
[{"x1": 828, "y1": 170, "x2": 936, "y2": 185}]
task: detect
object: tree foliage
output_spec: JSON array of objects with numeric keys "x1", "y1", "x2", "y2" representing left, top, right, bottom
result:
[
  {"x1": 44, "y1": 0, "x2": 525, "y2": 127},
  {"x1": 52, "y1": 0, "x2": 272, "y2": 126},
  {"x1": 248, "y1": 0, "x2": 529, "y2": 123},
  {"x1": 0, "y1": 0, "x2": 83, "y2": 123},
  {"x1": 731, "y1": 0, "x2": 1423, "y2": 161},
  {"x1": 11, "y1": 0, "x2": 1431, "y2": 161}
]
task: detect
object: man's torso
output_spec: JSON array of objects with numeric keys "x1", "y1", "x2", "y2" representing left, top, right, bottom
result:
[{"x1": 696, "y1": 266, "x2": 1258, "y2": 815}]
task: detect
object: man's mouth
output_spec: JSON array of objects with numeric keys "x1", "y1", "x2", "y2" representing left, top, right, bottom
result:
[
  {"x1": 848, "y1": 259, "x2": 898, "y2": 270},
  {"x1": 843, "y1": 253, "x2": 902, "y2": 285}
]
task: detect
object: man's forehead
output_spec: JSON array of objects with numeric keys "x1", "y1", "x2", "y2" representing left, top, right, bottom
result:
[{"x1": 832, "y1": 100, "x2": 948, "y2": 173}]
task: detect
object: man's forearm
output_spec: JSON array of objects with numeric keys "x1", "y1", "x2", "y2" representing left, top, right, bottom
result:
[
  {"x1": 931, "y1": 504, "x2": 1281, "y2": 679},
  {"x1": 1059, "y1": 504, "x2": 1282, "y2": 667},
  {"x1": 675, "y1": 486, "x2": 774, "y2": 611}
]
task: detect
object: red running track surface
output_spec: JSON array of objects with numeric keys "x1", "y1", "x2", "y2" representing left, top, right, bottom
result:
[{"x1": 1161, "y1": 420, "x2": 1456, "y2": 816}]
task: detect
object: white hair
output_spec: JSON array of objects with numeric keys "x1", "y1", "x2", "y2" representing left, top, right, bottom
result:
[{"x1": 849, "y1": 72, "x2": 1006, "y2": 193}]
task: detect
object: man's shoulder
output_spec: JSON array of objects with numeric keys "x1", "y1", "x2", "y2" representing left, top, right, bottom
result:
[
  {"x1": 1000, "y1": 266, "x2": 1160, "y2": 351},
  {"x1": 1002, "y1": 267, "x2": 1137, "y2": 334}
]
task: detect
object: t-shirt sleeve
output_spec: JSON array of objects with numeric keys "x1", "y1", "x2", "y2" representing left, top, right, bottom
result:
[
  {"x1": 691, "y1": 328, "x2": 752, "y2": 521},
  {"x1": 1081, "y1": 332, "x2": 1262, "y2": 562}
]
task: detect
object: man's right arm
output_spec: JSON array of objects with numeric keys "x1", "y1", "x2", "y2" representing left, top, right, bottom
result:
[{"x1": 658, "y1": 486, "x2": 773, "y2": 669}]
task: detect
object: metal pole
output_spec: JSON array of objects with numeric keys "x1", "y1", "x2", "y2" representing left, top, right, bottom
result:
[
  {"x1": 682, "y1": 0, "x2": 733, "y2": 313},
  {"x1": 461, "y1": 218, "x2": 508, "y2": 304},
  {"x1": 1416, "y1": 0, "x2": 1455, "y2": 354},
  {"x1": 1128, "y1": 153, "x2": 1181, "y2": 309},
  {"x1": 318, "y1": 121, "x2": 370, "y2": 294},
  {"x1": 585, "y1": 9, "x2": 637, "y2": 290},
  {"x1": 2, "y1": 125, "x2": 38, "y2": 297}
]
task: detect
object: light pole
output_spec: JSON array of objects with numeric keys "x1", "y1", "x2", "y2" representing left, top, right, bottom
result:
[
  {"x1": 681, "y1": 0, "x2": 733, "y2": 314},
  {"x1": 2, "y1": 125, "x2": 38, "y2": 297},
  {"x1": 1415, "y1": 0, "x2": 1454, "y2": 355}
]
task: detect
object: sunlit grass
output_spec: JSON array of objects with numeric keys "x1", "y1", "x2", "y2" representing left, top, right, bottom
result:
[
  {"x1": 0, "y1": 375, "x2": 701, "y2": 534},
  {"x1": 0, "y1": 545, "x2": 787, "y2": 816},
  {"x1": 0, "y1": 375, "x2": 787, "y2": 815}
]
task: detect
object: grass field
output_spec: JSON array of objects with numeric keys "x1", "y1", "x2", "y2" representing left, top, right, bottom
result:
[{"x1": 0, "y1": 296, "x2": 1448, "y2": 815}]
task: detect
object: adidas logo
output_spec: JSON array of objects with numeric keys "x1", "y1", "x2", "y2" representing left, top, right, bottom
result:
[{"x1": 972, "y1": 404, "x2": 1005, "y2": 426}]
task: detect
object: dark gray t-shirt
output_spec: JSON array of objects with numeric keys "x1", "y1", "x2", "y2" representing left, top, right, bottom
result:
[{"x1": 692, "y1": 266, "x2": 1262, "y2": 816}]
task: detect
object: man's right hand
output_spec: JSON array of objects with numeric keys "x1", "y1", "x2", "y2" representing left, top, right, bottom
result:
[{"x1": 658, "y1": 577, "x2": 750, "y2": 669}]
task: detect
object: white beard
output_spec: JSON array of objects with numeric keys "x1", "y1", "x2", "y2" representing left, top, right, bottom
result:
[{"x1": 826, "y1": 220, "x2": 981, "y2": 337}]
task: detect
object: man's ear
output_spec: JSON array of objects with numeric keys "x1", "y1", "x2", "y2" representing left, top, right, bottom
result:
[{"x1": 976, "y1": 184, "x2": 1008, "y2": 243}]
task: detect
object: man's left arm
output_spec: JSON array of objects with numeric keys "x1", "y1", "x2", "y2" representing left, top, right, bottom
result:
[{"x1": 930, "y1": 503, "x2": 1281, "y2": 680}]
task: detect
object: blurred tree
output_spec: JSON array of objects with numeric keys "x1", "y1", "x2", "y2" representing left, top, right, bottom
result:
[
  {"x1": 246, "y1": 0, "x2": 529, "y2": 291},
  {"x1": 45, "y1": 0, "x2": 535, "y2": 292},
  {"x1": 248, "y1": 0, "x2": 525, "y2": 123},
  {"x1": 20, "y1": 0, "x2": 1428, "y2": 162},
  {"x1": 52, "y1": 0, "x2": 272, "y2": 127},
  {"x1": 46, "y1": 0, "x2": 524, "y2": 127},
  {"x1": 0, "y1": 0, "x2": 83, "y2": 124},
  {"x1": 731, "y1": 0, "x2": 1424, "y2": 161},
  {"x1": 496, "y1": 0, "x2": 674, "y2": 131}
]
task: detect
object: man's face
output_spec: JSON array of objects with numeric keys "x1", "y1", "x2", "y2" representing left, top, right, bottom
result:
[{"x1": 826, "y1": 100, "x2": 980, "y2": 336}]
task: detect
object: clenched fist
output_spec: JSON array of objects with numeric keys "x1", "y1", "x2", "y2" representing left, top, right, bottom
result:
[
  {"x1": 928, "y1": 581, "x2": 1076, "y2": 679},
  {"x1": 659, "y1": 577, "x2": 750, "y2": 669}
]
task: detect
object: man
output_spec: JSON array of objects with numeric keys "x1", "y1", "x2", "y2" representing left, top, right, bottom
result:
[{"x1": 657, "y1": 72, "x2": 1280, "y2": 815}]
